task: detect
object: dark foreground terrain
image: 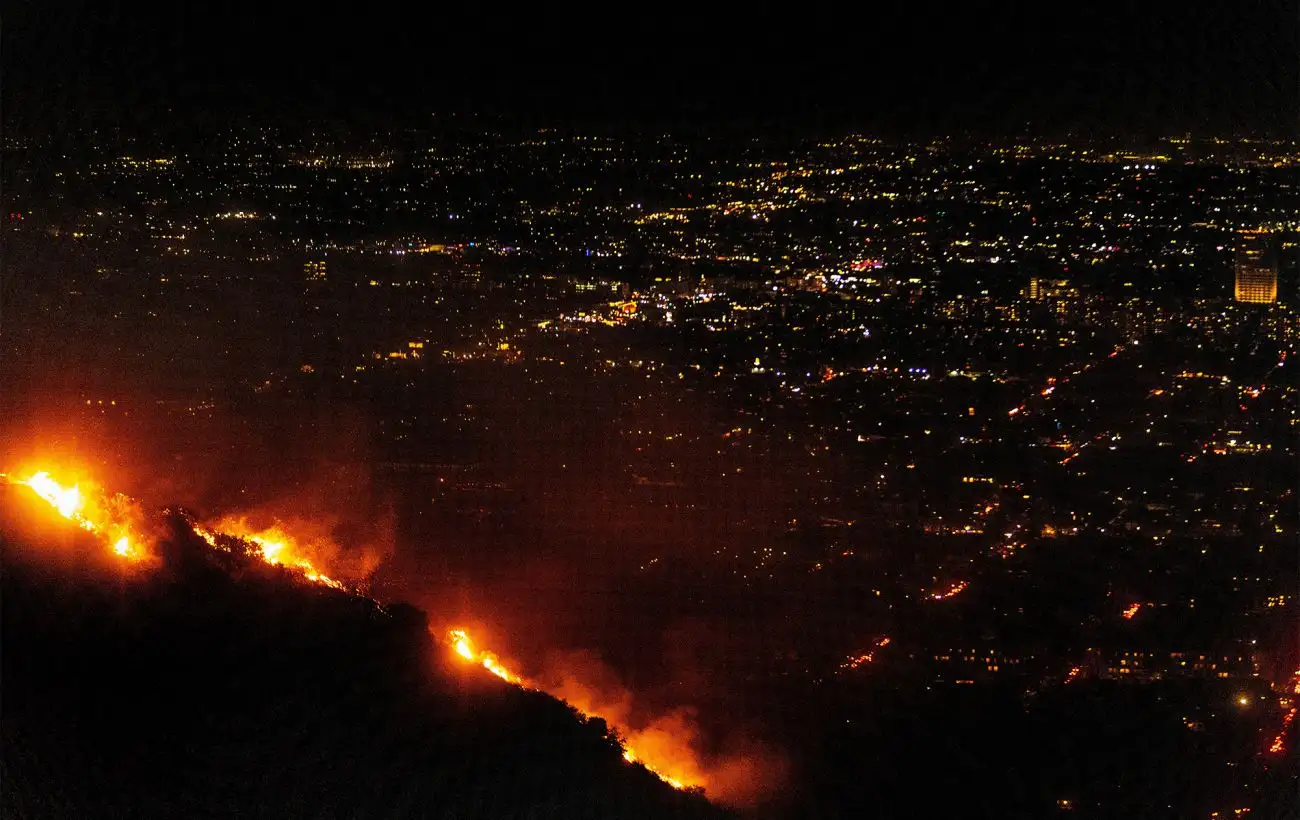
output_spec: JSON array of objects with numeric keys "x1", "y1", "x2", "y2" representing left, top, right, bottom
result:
[{"x1": 0, "y1": 486, "x2": 729, "y2": 820}]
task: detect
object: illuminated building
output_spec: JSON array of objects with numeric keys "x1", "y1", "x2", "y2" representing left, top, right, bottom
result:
[
  {"x1": 304, "y1": 260, "x2": 328, "y2": 283},
  {"x1": 1023, "y1": 278, "x2": 1077, "y2": 302},
  {"x1": 1234, "y1": 230, "x2": 1277, "y2": 304}
]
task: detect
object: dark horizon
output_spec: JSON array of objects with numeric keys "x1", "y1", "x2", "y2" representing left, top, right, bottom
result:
[{"x1": 5, "y1": 0, "x2": 1298, "y2": 139}]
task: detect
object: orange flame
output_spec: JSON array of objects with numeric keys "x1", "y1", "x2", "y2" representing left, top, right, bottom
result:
[
  {"x1": 24, "y1": 472, "x2": 85, "y2": 520},
  {"x1": 447, "y1": 629, "x2": 523, "y2": 685},
  {"x1": 6, "y1": 470, "x2": 146, "y2": 561},
  {"x1": 7, "y1": 467, "x2": 355, "y2": 588},
  {"x1": 204, "y1": 517, "x2": 347, "y2": 590},
  {"x1": 3, "y1": 466, "x2": 715, "y2": 797},
  {"x1": 445, "y1": 627, "x2": 700, "y2": 791},
  {"x1": 1121, "y1": 603, "x2": 1142, "y2": 619}
]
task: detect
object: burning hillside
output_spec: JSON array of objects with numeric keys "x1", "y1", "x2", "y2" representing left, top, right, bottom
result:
[
  {"x1": 0, "y1": 465, "x2": 775, "y2": 807},
  {"x1": 446, "y1": 627, "x2": 710, "y2": 792},
  {"x1": 9, "y1": 470, "x2": 149, "y2": 561},
  {"x1": 0, "y1": 466, "x2": 735, "y2": 820}
]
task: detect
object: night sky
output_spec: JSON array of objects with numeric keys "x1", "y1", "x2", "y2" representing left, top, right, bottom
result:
[{"x1": 6, "y1": 0, "x2": 1298, "y2": 135}]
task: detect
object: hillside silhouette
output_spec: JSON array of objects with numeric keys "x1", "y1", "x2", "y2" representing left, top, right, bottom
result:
[{"x1": 0, "y1": 485, "x2": 734, "y2": 820}]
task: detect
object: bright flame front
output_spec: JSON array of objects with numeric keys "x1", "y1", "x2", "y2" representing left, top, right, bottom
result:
[
  {"x1": 447, "y1": 629, "x2": 523, "y2": 685},
  {"x1": 207, "y1": 518, "x2": 347, "y2": 590},
  {"x1": 8, "y1": 470, "x2": 145, "y2": 561},
  {"x1": 445, "y1": 627, "x2": 700, "y2": 792},
  {"x1": 25, "y1": 472, "x2": 84, "y2": 520},
  {"x1": 4, "y1": 466, "x2": 705, "y2": 796}
]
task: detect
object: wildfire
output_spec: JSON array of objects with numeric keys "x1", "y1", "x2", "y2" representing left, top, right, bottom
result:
[
  {"x1": 1267, "y1": 707, "x2": 1296, "y2": 754},
  {"x1": 192, "y1": 525, "x2": 221, "y2": 549},
  {"x1": 839, "y1": 636, "x2": 892, "y2": 672},
  {"x1": 928, "y1": 580, "x2": 969, "y2": 601},
  {"x1": 1121, "y1": 603, "x2": 1142, "y2": 620},
  {"x1": 205, "y1": 518, "x2": 347, "y2": 590},
  {"x1": 25, "y1": 472, "x2": 85, "y2": 520},
  {"x1": 4, "y1": 465, "x2": 711, "y2": 798},
  {"x1": 445, "y1": 627, "x2": 701, "y2": 792},
  {"x1": 622, "y1": 748, "x2": 685, "y2": 790},
  {"x1": 5, "y1": 470, "x2": 146, "y2": 561},
  {"x1": 447, "y1": 628, "x2": 523, "y2": 685},
  {"x1": 5, "y1": 468, "x2": 358, "y2": 592}
]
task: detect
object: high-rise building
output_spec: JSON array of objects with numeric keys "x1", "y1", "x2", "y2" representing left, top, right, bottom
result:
[{"x1": 1234, "y1": 230, "x2": 1277, "y2": 304}]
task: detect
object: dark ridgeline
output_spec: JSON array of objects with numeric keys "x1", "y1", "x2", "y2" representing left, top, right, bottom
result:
[{"x1": 0, "y1": 486, "x2": 730, "y2": 820}]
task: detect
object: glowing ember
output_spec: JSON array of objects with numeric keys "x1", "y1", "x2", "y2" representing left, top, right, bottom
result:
[
  {"x1": 839, "y1": 637, "x2": 892, "y2": 672},
  {"x1": 1121, "y1": 603, "x2": 1142, "y2": 620},
  {"x1": 1268, "y1": 707, "x2": 1296, "y2": 754},
  {"x1": 1268, "y1": 669, "x2": 1300, "y2": 755},
  {"x1": 191, "y1": 525, "x2": 221, "y2": 549},
  {"x1": 928, "y1": 580, "x2": 969, "y2": 601},
  {"x1": 446, "y1": 628, "x2": 699, "y2": 791}
]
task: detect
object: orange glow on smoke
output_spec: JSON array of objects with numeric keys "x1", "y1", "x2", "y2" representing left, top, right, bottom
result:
[
  {"x1": 446, "y1": 627, "x2": 701, "y2": 792},
  {"x1": 6, "y1": 466, "x2": 357, "y2": 590},
  {"x1": 7, "y1": 470, "x2": 147, "y2": 561},
  {"x1": 3, "y1": 464, "x2": 723, "y2": 800},
  {"x1": 204, "y1": 517, "x2": 347, "y2": 590}
]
